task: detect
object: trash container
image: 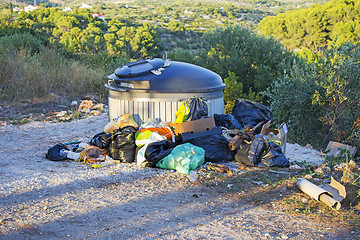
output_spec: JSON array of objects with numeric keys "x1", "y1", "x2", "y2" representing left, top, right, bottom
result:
[{"x1": 105, "y1": 58, "x2": 226, "y2": 124}]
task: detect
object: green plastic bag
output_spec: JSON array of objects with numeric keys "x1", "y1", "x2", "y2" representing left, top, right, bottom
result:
[
  {"x1": 174, "y1": 102, "x2": 190, "y2": 123},
  {"x1": 156, "y1": 143, "x2": 205, "y2": 175},
  {"x1": 135, "y1": 130, "x2": 154, "y2": 147}
]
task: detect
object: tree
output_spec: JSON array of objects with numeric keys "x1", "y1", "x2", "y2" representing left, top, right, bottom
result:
[
  {"x1": 130, "y1": 23, "x2": 161, "y2": 59},
  {"x1": 168, "y1": 20, "x2": 185, "y2": 34},
  {"x1": 258, "y1": 0, "x2": 360, "y2": 51},
  {"x1": 196, "y1": 26, "x2": 298, "y2": 98},
  {"x1": 267, "y1": 42, "x2": 360, "y2": 148},
  {"x1": 313, "y1": 42, "x2": 360, "y2": 147}
]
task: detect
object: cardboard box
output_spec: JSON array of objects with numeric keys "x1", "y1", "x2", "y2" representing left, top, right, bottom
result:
[
  {"x1": 168, "y1": 117, "x2": 216, "y2": 135},
  {"x1": 261, "y1": 121, "x2": 288, "y2": 154},
  {"x1": 325, "y1": 141, "x2": 356, "y2": 156}
]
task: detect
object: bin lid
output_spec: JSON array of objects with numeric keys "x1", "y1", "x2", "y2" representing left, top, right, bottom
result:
[{"x1": 106, "y1": 58, "x2": 226, "y2": 93}]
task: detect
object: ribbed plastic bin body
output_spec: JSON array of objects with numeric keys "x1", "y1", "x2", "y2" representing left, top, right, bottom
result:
[{"x1": 105, "y1": 58, "x2": 226, "y2": 124}]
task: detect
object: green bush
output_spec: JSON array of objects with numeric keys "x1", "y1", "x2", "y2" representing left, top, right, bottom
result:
[
  {"x1": 265, "y1": 62, "x2": 324, "y2": 147},
  {"x1": 266, "y1": 42, "x2": 360, "y2": 149},
  {"x1": 0, "y1": 32, "x2": 42, "y2": 54}
]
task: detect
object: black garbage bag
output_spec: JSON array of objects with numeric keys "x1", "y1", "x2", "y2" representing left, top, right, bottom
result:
[
  {"x1": 143, "y1": 140, "x2": 177, "y2": 167},
  {"x1": 214, "y1": 114, "x2": 242, "y2": 129},
  {"x1": 186, "y1": 97, "x2": 208, "y2": 121},
  {"x1": 187, "y1": 134, "x2": 234, "y2": 162},
  {"x1": 46, "y1": 143, "x2": 69, "y2": 161},
  {"x1": 231, "y1": 99, "x2": 273, "y2": 134},
  {"x1": 248, "y1": 134, "x2": 269, "y2": 166},
  {"x1": 257, "y1": 142, "x2": 290, "y2": 168},
  {"x1": 90, "y1": 132, "x2": 113, "y2": 149},
  {"x1": 108, "y1": 126, "x2": 137, "y2": 163}
]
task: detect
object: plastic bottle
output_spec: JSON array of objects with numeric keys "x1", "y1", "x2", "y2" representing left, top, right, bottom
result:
[
  {"x1": 78, "y1": 142, "x2": 89, "y2": 148},
  {"x1": 60, "y1": 150, "x2": 80, "y2": 160},
  {"x1": 65, "y1": 150, "x2": 80, "y2": 160},
  {"x1": 59, "y1": 149, "x2": 67, "y2": 158},
  {"x1": 189, "y1": 170, "x2": 198, "y2": 182}
]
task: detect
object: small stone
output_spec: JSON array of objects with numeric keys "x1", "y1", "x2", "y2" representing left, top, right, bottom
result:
[
  {"x1": 301, "y1": 198, "x2": 308, "y2": 203},
  {"x1": 43, "y1": 206, "x2": 48, "y2": 210},
  {"x1": 92, "y1": 103, "x2": 104, "y2": 111},
  {"x1": 90, "y1": 110, "x2": 101, "y2": 116},
  {"x1": 227, "y1": 184, "x2": 234, "y2": 189},
  {"x1": 314, "y1": 168, "x2": 324, "y2": 174},
  {"x1": 304, "y1": 174, "x2": 312, "y2": 180},
  {"x1": 289, "y1": 164, "x2": 302, "y2": 170},
  {"x1": 281, "y1": 234, "x2": 289, "y2": 239},
  {"x1": 55, "y1": 111, "x2": 67, "y2": 117},
  {"x1": 305, "y1": 144, "x2": 315, "y2": 149},
  {"x1": 78, "y1": 100, "x2": 93, "y2": 113}
]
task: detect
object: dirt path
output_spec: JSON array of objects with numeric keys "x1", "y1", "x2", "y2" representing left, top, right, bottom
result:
[{"x1": 0, "y1": 114, "x2": 352, "y2": 239}]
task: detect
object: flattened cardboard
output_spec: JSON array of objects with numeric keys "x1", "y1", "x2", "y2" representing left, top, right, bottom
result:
[
  {"x1": 321, "y1": 177, "x2": 347, "y2": 202},
  {"x1": 168, "y1": 117, "x2": 216, "y2": 135},
  {"x1": 325, "y1": 141, "x2": 357, "y2": 156}
]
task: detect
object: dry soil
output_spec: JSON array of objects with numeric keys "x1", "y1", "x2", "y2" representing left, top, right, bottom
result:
[{"x1": 0, "y1": 114, "x2": 355, "y2": 239}]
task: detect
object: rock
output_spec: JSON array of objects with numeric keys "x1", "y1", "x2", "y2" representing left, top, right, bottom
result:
[
  {"x1": 78, "y1": 100, "x2": 93, "y2": 113},
  {"x1": 305, "y1": 144, "x2": 315, "y2": 150},
  {"x1": 314, "y1": 168, "x2": 324, "y2": 174},
  {"x1": 289, "y1": 164, "x2": 302, "y2": 170},
  {"x1": 92, "y1": 103, "x2": 104, "y2": 111},
  {"x1": 55, "y1": 111, "x2": 67, "y2": 117},
  {"x1": 304, "y1": 174, "x2": 312, "y2": 180},
  {"x1": 90, "y1": 110, "x2": 101, "y2": 116}
]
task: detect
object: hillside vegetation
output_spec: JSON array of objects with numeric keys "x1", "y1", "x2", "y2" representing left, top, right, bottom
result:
[
  {"x1": 258, "y1": 0, "x2": 360, "y2": 50},
  {"x1": 2, "y1": 0, "x2": 360, "y2": 150}
]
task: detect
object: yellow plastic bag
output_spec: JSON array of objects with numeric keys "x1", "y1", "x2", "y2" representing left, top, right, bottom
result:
[
  {"x1": 174, "y1": 102, "x2": 190, "y2": 123},
  {"x1": 104, "y1": 113, "x2": 138, "y2": 133}
]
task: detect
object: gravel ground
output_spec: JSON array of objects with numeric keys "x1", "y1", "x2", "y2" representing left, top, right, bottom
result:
[{"x1": 0, "y1": 114, "x2": 352, "y2": 239}]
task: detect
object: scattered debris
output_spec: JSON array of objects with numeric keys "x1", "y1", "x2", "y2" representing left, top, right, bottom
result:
[
  {"x1": 289, "y1": 164, "x2": 302, "y2": 170},
  {"x1": 78, "y1": 100, "x2": 93, "y2": 113},
  {"x1": 206, "y1": 163, "x2": 233, "y2": 176},
  {"x1": 297, "y1": 177, "x2": 346, "y2": 210}
]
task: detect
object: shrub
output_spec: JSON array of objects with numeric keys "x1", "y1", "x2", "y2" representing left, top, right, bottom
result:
[{"x1": 266, "y1": 42, "x2": 360, "y2": 149}]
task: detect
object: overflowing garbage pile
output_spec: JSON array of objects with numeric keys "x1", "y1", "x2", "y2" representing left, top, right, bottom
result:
[{"x1": 46, "y1": 98, "x2": 290, "y2": 175}]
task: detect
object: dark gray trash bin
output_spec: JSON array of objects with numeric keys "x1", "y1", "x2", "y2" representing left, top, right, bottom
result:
[{"x1": 105, "y1": 58, "x2": 226, "y2": 124}]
